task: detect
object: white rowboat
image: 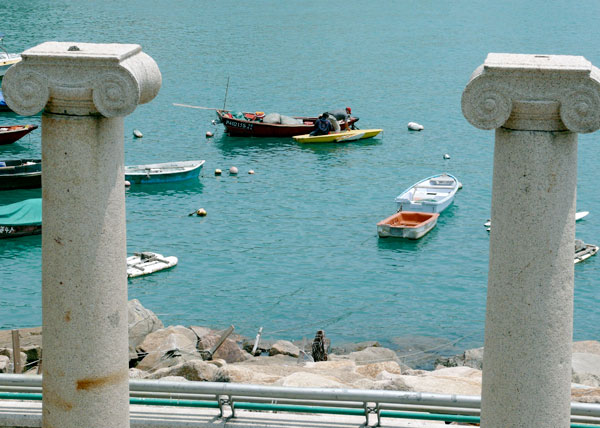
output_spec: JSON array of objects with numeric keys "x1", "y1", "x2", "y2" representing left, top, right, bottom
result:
[
  {"x1": 395, "y1": 173, "x2": 460, "y2": 214},
  {"x1": 125, "y1": 160, "x2": 204, "y2": 184}
]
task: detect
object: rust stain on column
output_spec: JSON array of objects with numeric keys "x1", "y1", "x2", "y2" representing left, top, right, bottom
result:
[{"x1": 76, "y1": 369, "x2": 127, "y2": 391}]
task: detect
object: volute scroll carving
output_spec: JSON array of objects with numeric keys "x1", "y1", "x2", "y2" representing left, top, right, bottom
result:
[
  {"x1": 92, "y1": 70, "x2": 139, "y2": 118},
  {"x1": 461, "y1": 76, "x2": 513, "y2": 130},
  {"x1": 2, "y1": 67, "x2": 50, "y2": 116},
  {"x1": 559, "y1": 85, "x2": 600, "y2": 134}
]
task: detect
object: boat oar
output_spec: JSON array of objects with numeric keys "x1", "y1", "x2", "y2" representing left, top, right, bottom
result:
[{"x1": 173, "y1": 103, "x2": 229, "y2": 111}]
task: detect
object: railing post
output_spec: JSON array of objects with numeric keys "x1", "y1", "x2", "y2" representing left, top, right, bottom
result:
[
  {"x1": 462, "y1": 53, "x2": 600, "y2": 427},
  {"x1": 2, "y1": 42, "x2": 161, "y2": 428}
]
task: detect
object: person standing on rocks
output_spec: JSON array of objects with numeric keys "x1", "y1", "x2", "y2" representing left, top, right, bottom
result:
[{"x1": 312, "y1": 330, "x2": 328, "y2": 362}]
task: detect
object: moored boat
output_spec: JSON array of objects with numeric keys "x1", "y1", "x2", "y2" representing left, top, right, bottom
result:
[
  {"x1": 127, "y1": 252, "x2": 178, "y2": 278},
  {"x1": 395, "y1": 173, "x2": 460, "y2": 214},
  {"x1": 124, "y1": 160, "x2": 205, "y2": 184},
  {"x1": 0, "y1": 125, "x2": 38, "y2": 145},
  {"x1": 216, "y1": 109, "x2": 359, "y2": 137},
  {"x1": 0, "y1": 159, "x2": 42, "y2": 190},
  {"x1": 0, "y1": 33, "x2": 21, "y2": 78},
  {"x1": 574, "y1": 239, "x2": 598, "y2": 264},
  {"x1": 0, "y1": 89, "x2": 12, "y2": 112},
  {"x1": 0, "y1": 198, "x2": 42, "y2": 239},
  {"x1": 377, "y1": 211, "x2": 439, "y2": 239},
  {"x1": 292, "y1": 129, "x2": 383, "y2": 144}
]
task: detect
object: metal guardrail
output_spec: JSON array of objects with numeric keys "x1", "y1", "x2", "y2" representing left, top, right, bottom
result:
[{"x1": 1, "y1": 374, "x2": 600, "y2": 427}]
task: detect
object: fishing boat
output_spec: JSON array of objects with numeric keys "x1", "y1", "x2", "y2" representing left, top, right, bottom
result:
[
  {"x1": 574, "y1": 239, "x2": 599, "y2": 264},
  {"x1": 0, "y1": 125, "x2": 38, "y2": 145},
  {"x1": 215, "y1": 109, "x2": 359, "y2": 137},
  {"x1": 292, "y1": 129, "x2": 383, "y2": 144},
  {"x1": 127, "y1": 252, "x2": 178, "y2": 278},
  {"x1": 395, "y1": 173, "x2": 460, "y2": 214},
  {"x1": 377, "y1": 211, "x2": 439, "y2": 239},
  {"x1": 124, "y1": 160, "x2": 205, "y2": 184},
  {"x1": 0, "y1": 198, "x2": 42, "y2": 239},
  {"x1": 0, "y1": 159, "x2": 42, "y2": 190}
]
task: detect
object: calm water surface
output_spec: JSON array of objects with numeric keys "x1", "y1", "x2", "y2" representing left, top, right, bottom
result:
[{"x1": 1, "y1": 0, "x2": 599, "y2": 365}]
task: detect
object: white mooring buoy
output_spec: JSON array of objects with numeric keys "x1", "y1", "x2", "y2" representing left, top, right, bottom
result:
[{"x1": 407, "y1": 122, "x2": 424, "y2": 131}]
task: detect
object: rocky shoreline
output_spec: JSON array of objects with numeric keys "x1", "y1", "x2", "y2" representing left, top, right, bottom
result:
[{"x1": 1, "y1": 299, "x2": 600, "y2": 403}]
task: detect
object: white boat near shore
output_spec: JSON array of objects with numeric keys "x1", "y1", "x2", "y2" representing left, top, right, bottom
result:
[
  {"x1": 575, "y1": 240, "x2": 599, "y2": 264},
  {"x1": 127, "y1": 252, "x2": 178, "y2": 278}
]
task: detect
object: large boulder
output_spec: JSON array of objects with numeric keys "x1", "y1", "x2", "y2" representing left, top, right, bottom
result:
[
  {"x1": 144, "y1": 360, "x2": 228, "y2": 382},
  {"x1": 128, "y1": 299, "x2": 163, "y2": 360},
  {"x1": 135, "y1": 325, "x2": 198, "y2": 370},
  {"x1": 0, "y1": 355, "x2": 9, "y2": 373},
  {"x1": 355, "y1": 361, "x2": 405, "y2": 378},
  {"x1": 343, "y1": 346, "x2": 405, "y2": 366},
  {"x1": 572, "y1": 352, "x2": 600, "y2": 387},
  {"x1": 399, "y1": 366, "x2": 482, "y2": 395},
  {"x1": 197, "y1": 333, "x2": 251, "y2": 363},
  {"x1": 268, "y1": 340, "x2": 299, "y2": 358},
  {"x1": 136, "y1": 349, "x2": 204, "y2": 372},
  {"x1": 0, "y1": 349, "x2": 27, "y2": 372},
  {"x1": 573, "y1": 341, "x2": 600, "y2": 356},
  {"x1": 137, "y1": 325, "x2": 197, "y2": 355},
  {"x1": 275, "y1": 372, "x2": 347, "y2": 388}
]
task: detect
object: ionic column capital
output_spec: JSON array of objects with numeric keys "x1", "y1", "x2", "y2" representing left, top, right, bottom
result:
[
  {"x1": 462, "y1": 53, "x2": 600, "y2": 133},
  {"x1": 2, "y1": 42, "x2": 161, "y2": 117}
]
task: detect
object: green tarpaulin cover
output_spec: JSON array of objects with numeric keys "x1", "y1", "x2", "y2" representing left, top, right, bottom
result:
[{"x1": 0, "y1": 198, "x2": 42, "y2": 226}]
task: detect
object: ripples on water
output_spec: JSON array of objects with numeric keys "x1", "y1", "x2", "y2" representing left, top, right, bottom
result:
[{"x1": 1, "y1": 0, "x2": 599, "y2": 362}]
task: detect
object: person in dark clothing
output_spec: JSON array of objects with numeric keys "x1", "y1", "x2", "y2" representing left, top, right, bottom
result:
[
  {"x1": 310, "y1": 113, "x2": 333, "y2": 136},
  {"x1": 311, "y1": 330, "x2": 328, "y2": 362},
  {"x1": 329, "y1": 107, "x2": 353, "y2": 130}
]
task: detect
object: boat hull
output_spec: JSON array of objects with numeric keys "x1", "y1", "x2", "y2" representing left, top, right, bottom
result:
[
  {"x1": 574, "y1": 244, "x2": 599, "y2": 264},
  {"x1": 127, "y1": 252, "x2": 178, "y2": 278},
  {"x1": 395, "y1": 173, "x2": 459, "y2": 213},
  {"x1": 377, "y1": 211, "x2": 439, "y2": 239},
  {"x1": 293, "y1": 129, "x2": 383, "y2": 144},
  {"x1": 0, "y1": 159, "x2": 42, "y2": 190},
  {"x1": 217, "y1": 110, "x2": 358, "y2": 137},
  {"x1": 0, "y1": 125, "x2": 38, "y2": 146},
  {"x1": 0, "y1": 224, "x2": 41, "y2": 239},
  {"x1": 125, "y1": 160, "x2": 204, "y2": 184}
]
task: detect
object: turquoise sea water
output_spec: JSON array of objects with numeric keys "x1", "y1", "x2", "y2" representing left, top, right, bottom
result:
[{"x1": 1, "y1": 1, "x2": 600, "y2": 365}]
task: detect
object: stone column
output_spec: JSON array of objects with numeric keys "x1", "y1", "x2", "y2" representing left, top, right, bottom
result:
[
  {"x1": 462, "y1": 54, "x2": 600, "y2": 427},
  {"x1": 2, "y1": 42, "x2": 161, "y2": 428}
]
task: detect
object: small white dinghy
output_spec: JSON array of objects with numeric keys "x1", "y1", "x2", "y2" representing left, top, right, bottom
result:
[
  {"x1": 395, "y1": 173, "x2": 460, "y2": 214},
  {"x1": 575, "y1": 239, "x2": 599, "y2": 264},
  {"x1": 127, "y1": 252, "x2": 178, "y2": 278}
]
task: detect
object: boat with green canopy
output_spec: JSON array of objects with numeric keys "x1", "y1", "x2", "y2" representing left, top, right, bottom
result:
[{"x1": 0, "y1": 198, "x2": 42, "y2": 238}]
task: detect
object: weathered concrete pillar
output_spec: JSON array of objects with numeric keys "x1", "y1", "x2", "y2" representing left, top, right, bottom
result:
[
  {"x1": 2, "y1": 42, "x2": 160, "y2": 428},
  {"x1": 462, "y1": 54, "x2": 600, "y2": 427}
]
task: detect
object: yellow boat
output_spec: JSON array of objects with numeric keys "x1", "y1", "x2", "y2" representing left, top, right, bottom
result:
[{"x1": 292, "y1": 128, "x2": 383, "y2": 143}]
